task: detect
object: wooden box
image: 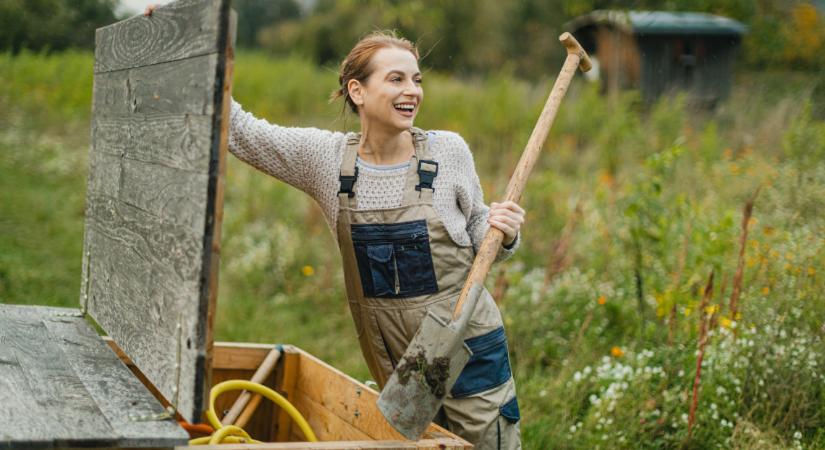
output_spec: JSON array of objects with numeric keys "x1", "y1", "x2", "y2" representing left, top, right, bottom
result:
[{"x1": 0, "y1": 0, "x2": 470, "y2": 448}]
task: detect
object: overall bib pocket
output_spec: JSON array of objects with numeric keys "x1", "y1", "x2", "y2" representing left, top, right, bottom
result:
[{"x1": 351, "y1": 220, "x2": 439, "y2": 298}]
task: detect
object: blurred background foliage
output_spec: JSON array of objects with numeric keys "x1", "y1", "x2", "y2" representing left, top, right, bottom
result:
[
  {"x1": 1, "y1": 0, "x2": 824, "y2": 74},
  {"x1": 2, "y1": 0, "x2": 825, "y2": 447}
]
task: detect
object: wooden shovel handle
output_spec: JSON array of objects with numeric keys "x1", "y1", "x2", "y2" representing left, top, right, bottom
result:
[{"x1": 452, "y1": 33, "x2": 590, "y2": 320}]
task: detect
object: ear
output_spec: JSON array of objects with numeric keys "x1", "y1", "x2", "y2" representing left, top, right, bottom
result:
[{"x1": 347, "y1": 79, "x2": 365, "y2": 108}]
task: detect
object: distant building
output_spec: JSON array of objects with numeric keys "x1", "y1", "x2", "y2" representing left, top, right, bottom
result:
[{"x1": 566, "y1": 11, "x2": 747, "y2": 105}]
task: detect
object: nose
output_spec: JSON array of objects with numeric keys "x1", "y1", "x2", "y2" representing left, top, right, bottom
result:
[{"x1": 402, "y1": 79, "x2": 421, "y2": 97}]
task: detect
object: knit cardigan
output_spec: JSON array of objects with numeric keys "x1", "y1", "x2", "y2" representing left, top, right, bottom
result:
[{"x1": 228, "y1": 100, "x2": 519, "y2": 260}]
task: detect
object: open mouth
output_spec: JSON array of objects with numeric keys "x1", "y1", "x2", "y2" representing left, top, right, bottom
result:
[{"x1": 393, "y1": 103, "x2": 416, "y2": 116}]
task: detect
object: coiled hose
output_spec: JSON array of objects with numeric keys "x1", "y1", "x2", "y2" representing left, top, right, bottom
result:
[{"x1": 188, "y1": 380, "x2": 318, "y2": 445}]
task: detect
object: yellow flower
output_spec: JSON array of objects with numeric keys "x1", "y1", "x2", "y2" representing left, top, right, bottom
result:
[
  {"x1": 301, "y1": 265, "x2": 315, "y2": 277},
  {"x1": 722, "y1": 148, "x2": 733, "y2": 160},
  {"x1": 748, "y1": 217, "x2": 758, "y2": 227},
  {"x1": 729, "y1": 163, "x2": 740, "y2": 175},
  {"x1": 598, "y1": 295, "x2": 607, "y2": 305},
  {"x1": 611, "y1": 346, "x2": 624, "y2": 358},
  {"x1": 704, "y1": 304, "x2": 719, "y2": 315},
  {"x1": 808, "y1": 267, "x2": 816, "y2": 276},
  {"x1": 762, "y1": 286, "x2": 770, "y2": 295},
  {"x1": 720, "y1": 317, "x2": 733, "y2": 329}
]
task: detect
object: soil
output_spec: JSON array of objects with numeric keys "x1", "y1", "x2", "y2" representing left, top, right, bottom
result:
[{"x1": 396, "y1": 350, "x2": 451, "y2": 398}]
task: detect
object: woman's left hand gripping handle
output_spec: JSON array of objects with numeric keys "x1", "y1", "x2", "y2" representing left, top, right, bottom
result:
[
  {"x1": 488, "y1": 201, "x2": 525, "y2": 247},
  {"x1": 143, "y1": 4, "x2": 158, "y2": 16}
]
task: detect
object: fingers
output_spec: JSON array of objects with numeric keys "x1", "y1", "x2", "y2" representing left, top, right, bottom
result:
[
  {"x1": 487, "y1": 201, "x2": 525, "y2": 244},
  {"x1": 144, "y1": 4, "x2": 157, "y2": 16}
]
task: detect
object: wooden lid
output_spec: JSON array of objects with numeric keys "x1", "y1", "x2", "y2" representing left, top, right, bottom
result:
[{"x1": 83, "y1": 0, "x2": 235, "y2": 423}]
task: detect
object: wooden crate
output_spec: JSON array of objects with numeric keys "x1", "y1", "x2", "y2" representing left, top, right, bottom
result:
[{"x1": 109, "y1": 340, "x2": 470, "y2": 449}]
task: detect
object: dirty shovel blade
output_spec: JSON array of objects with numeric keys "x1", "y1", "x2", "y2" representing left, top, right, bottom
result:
[
  {"x1": 377, "y1": 283, "x2": 484, "y2": 440},
  {"x1": 377, "y1": 311, "x2": 471, "y2": 440}
]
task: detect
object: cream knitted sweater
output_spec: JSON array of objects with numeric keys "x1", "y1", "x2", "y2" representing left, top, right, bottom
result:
[{"x1": 228, "y1": 100, "x2": 519, "y2": 260}]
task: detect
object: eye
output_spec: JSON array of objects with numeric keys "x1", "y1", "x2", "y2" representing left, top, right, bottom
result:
[
  {"x1": 390, "y1": 76, "x2": 402, "y2": 83},
  {"x1": 415, "y1": 77, "x2": 423, "y2": 84}
]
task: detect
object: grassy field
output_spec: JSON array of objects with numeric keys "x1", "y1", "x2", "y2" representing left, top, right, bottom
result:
[{"x1": 1, "y1": 50, "x2": 824, "y2": 448}]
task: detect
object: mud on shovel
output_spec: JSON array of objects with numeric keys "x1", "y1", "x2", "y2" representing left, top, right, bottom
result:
[{"x1": 377, "y1": 32, "x2": 592, "y2": 440}]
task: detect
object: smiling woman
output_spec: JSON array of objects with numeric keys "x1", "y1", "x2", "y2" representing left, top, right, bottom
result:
[{"x1": 227, "y1": 30, "x2": 525, "y2": 449}]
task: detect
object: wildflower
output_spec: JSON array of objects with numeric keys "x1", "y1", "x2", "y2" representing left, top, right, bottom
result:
[
  {"x1": 808, "y1": 267, "x2": 816, "y2": 276},
  {"x1": 611, "y1": 346, "x2": 624, "y2": 358},
  {"x1": 598, "y1": 295, "x2": 607, "y2": 305},
  {"x1": 720, "y1": 317, "x2": 733, "y2": 329},
  {"x1": 762, "y1": 286, "x2": 770, "y2": 295},
  {"x1": 301, "y1": 265, "x2": 315, "y2": 276},
  {"x1": 704, "y1": 304, "x2": 719, "y2": 315}
]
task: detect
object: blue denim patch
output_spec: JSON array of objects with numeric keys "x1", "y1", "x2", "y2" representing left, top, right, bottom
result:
[
  {"x1": 500, "y1": 396, "x2": 520, "y2": 423},
  {"x1": 450, "y1": 327, "x2": 512, "y2": 398},
  {"x1": 351, "y1": 220, "x2": 438, "y2": 298}
]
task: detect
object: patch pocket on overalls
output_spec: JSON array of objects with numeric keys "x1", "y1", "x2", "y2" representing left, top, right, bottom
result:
[
  {"x1": 450, "y1": 326, "x2": 512, "y2": 398},
  {"x1": 499, "y1": 396, "x2": 520, "y2": 423},
  {"x1": 351, "y1": 220, "x2": 438, "y2": 298}
]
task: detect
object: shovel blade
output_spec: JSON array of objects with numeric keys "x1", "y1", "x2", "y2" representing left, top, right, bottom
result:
[{"x1": 377, "y1": 310, "x2": 472, "y2": 440}]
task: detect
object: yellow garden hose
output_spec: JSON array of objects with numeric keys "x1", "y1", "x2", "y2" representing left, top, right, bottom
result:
[{"x1": 188, "y1": 379, "x2": 318, "y2": 445}]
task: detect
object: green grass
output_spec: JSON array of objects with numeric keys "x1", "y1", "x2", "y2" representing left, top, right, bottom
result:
[{"x1": 2, "y1": 50, "x2": 824, "y2": 448}]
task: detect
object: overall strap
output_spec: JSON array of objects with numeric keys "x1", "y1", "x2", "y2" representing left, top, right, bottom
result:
[
  {"x1": 403, "y1": 128, "x2": 438, "y2": 204},
  {"x1": 338, "y1": 133, "x2": 360, "y2": 209}
]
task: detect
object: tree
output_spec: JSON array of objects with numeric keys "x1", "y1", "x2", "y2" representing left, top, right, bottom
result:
[{"x1": 0, "y1": 0, "x2": 117, "y2": 53}]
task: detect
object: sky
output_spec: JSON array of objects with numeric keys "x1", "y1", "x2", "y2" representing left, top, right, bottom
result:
[{"x1": 115, "y1": 0, "x2": 174, "y2": 17}]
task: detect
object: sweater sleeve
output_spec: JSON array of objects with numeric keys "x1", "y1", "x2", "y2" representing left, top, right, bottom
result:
[
  {"x1": 228, "y1": 99, "x2": 345, "y2": 197},
  {"x1": 452, "y1": 134, "x2": 519, "y2": 262}
]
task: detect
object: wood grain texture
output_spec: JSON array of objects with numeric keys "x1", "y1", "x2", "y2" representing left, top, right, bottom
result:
[
  {"x1": 212, "y1": 342, "x2": 276, "y2": 370},
  {"x1": 0, "y1": 304, "x2": 187, "y2": 447},
  {"x1": 294, "y1": 352, "x2": 401, "y2": 441},
  {"x1": 275, "y1": 352, "x2": 300, "y2": 442},
  {"x1": 94, "y1": 0, "x2": 224, "y2": 73},
  {"x1": 85, "y1": 0, "x2": 233, "y2": 423},
  {"x1": 93, "y1": 55, "x2": 218, "y2": 116}
]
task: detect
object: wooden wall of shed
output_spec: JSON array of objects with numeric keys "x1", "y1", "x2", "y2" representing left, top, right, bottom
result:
[
  {"x1": 638, "y1": 35, "x2": 739, "y2": 105},
  {"x1": 595, "y1": 28, "x2": 641, "y2": 95}
]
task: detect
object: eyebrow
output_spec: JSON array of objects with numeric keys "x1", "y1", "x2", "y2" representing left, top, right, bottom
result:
[{"x1": 386, "y1": 69, "x2": 422, "y2": 77}]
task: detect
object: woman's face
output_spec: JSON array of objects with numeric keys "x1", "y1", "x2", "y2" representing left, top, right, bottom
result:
[{"x1": 351, "y1": 47, "x2": 423, "y2": 132}]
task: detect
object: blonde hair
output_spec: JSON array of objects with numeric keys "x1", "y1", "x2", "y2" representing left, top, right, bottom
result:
[{"x1": 331, "y1": 30, "x2": 419, "y2": 113}]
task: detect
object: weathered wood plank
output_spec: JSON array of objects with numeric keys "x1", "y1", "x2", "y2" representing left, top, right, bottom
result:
[
  {"x1": 275, "y1": 352, "x2": 300, "y2": 443},
  {"x1": 94, "y1": 0, "x2": 226, "y2": 73},
  {"x1": 93, "y1": 55, "x2": 219, "y2": 116},
  {"x1": 289, "y1": 392, "x2": 374, "y2": 442},
  {"x1": 200, "y1": 8, "x2": 237, "y2": 429},
  {"x1": 0, "y1": 309, "x2": 63, "y2": 446},
  {"x1": 43, "y1": 311, "x2": 188, "y2": 447},
  {"x1": 83, "y1": 195, "x2": 203, "y2": 422},
  {"x1": 91, "y1": 114, "x2": 214, "y2": 173},
  {"x1": 212, "y1": 342, "x2": 275, "y2": 371},
  {"x1": 119, "y1": 157, "x2": 210, "y2": 232},
  {"x1": 86, "y1": 0, "x2": 233, "y2": 423},
  {"x1": 0, "y1": 305, "x2": 116, "y2": 446},
  {"x1": 293, "y1": 352, "x2": 410, "y2": 441}
]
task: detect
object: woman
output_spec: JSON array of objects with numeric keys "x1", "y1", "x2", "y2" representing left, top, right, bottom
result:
[{"x1": 207, "y1": 23, "x2": 523, "y2": 448}]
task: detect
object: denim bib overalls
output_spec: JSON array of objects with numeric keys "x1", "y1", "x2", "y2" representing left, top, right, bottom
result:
[{"x1": 335, "y1": 128, "x2": 521, "y2": 449}]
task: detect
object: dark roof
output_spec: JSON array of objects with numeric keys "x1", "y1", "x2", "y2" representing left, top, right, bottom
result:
[{"x1": 566, "y1": 10, "x2": 747, "y2": 36}]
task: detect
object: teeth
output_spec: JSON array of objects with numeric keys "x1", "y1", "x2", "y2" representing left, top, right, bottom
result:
[{"x1": 394, "y1": 104, "x2": 415, "y2": 111}]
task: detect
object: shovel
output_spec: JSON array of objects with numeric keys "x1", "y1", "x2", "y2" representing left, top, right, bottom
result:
[{"x1": 377, "y1": 32, "x2": 592, "y2": 440}]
